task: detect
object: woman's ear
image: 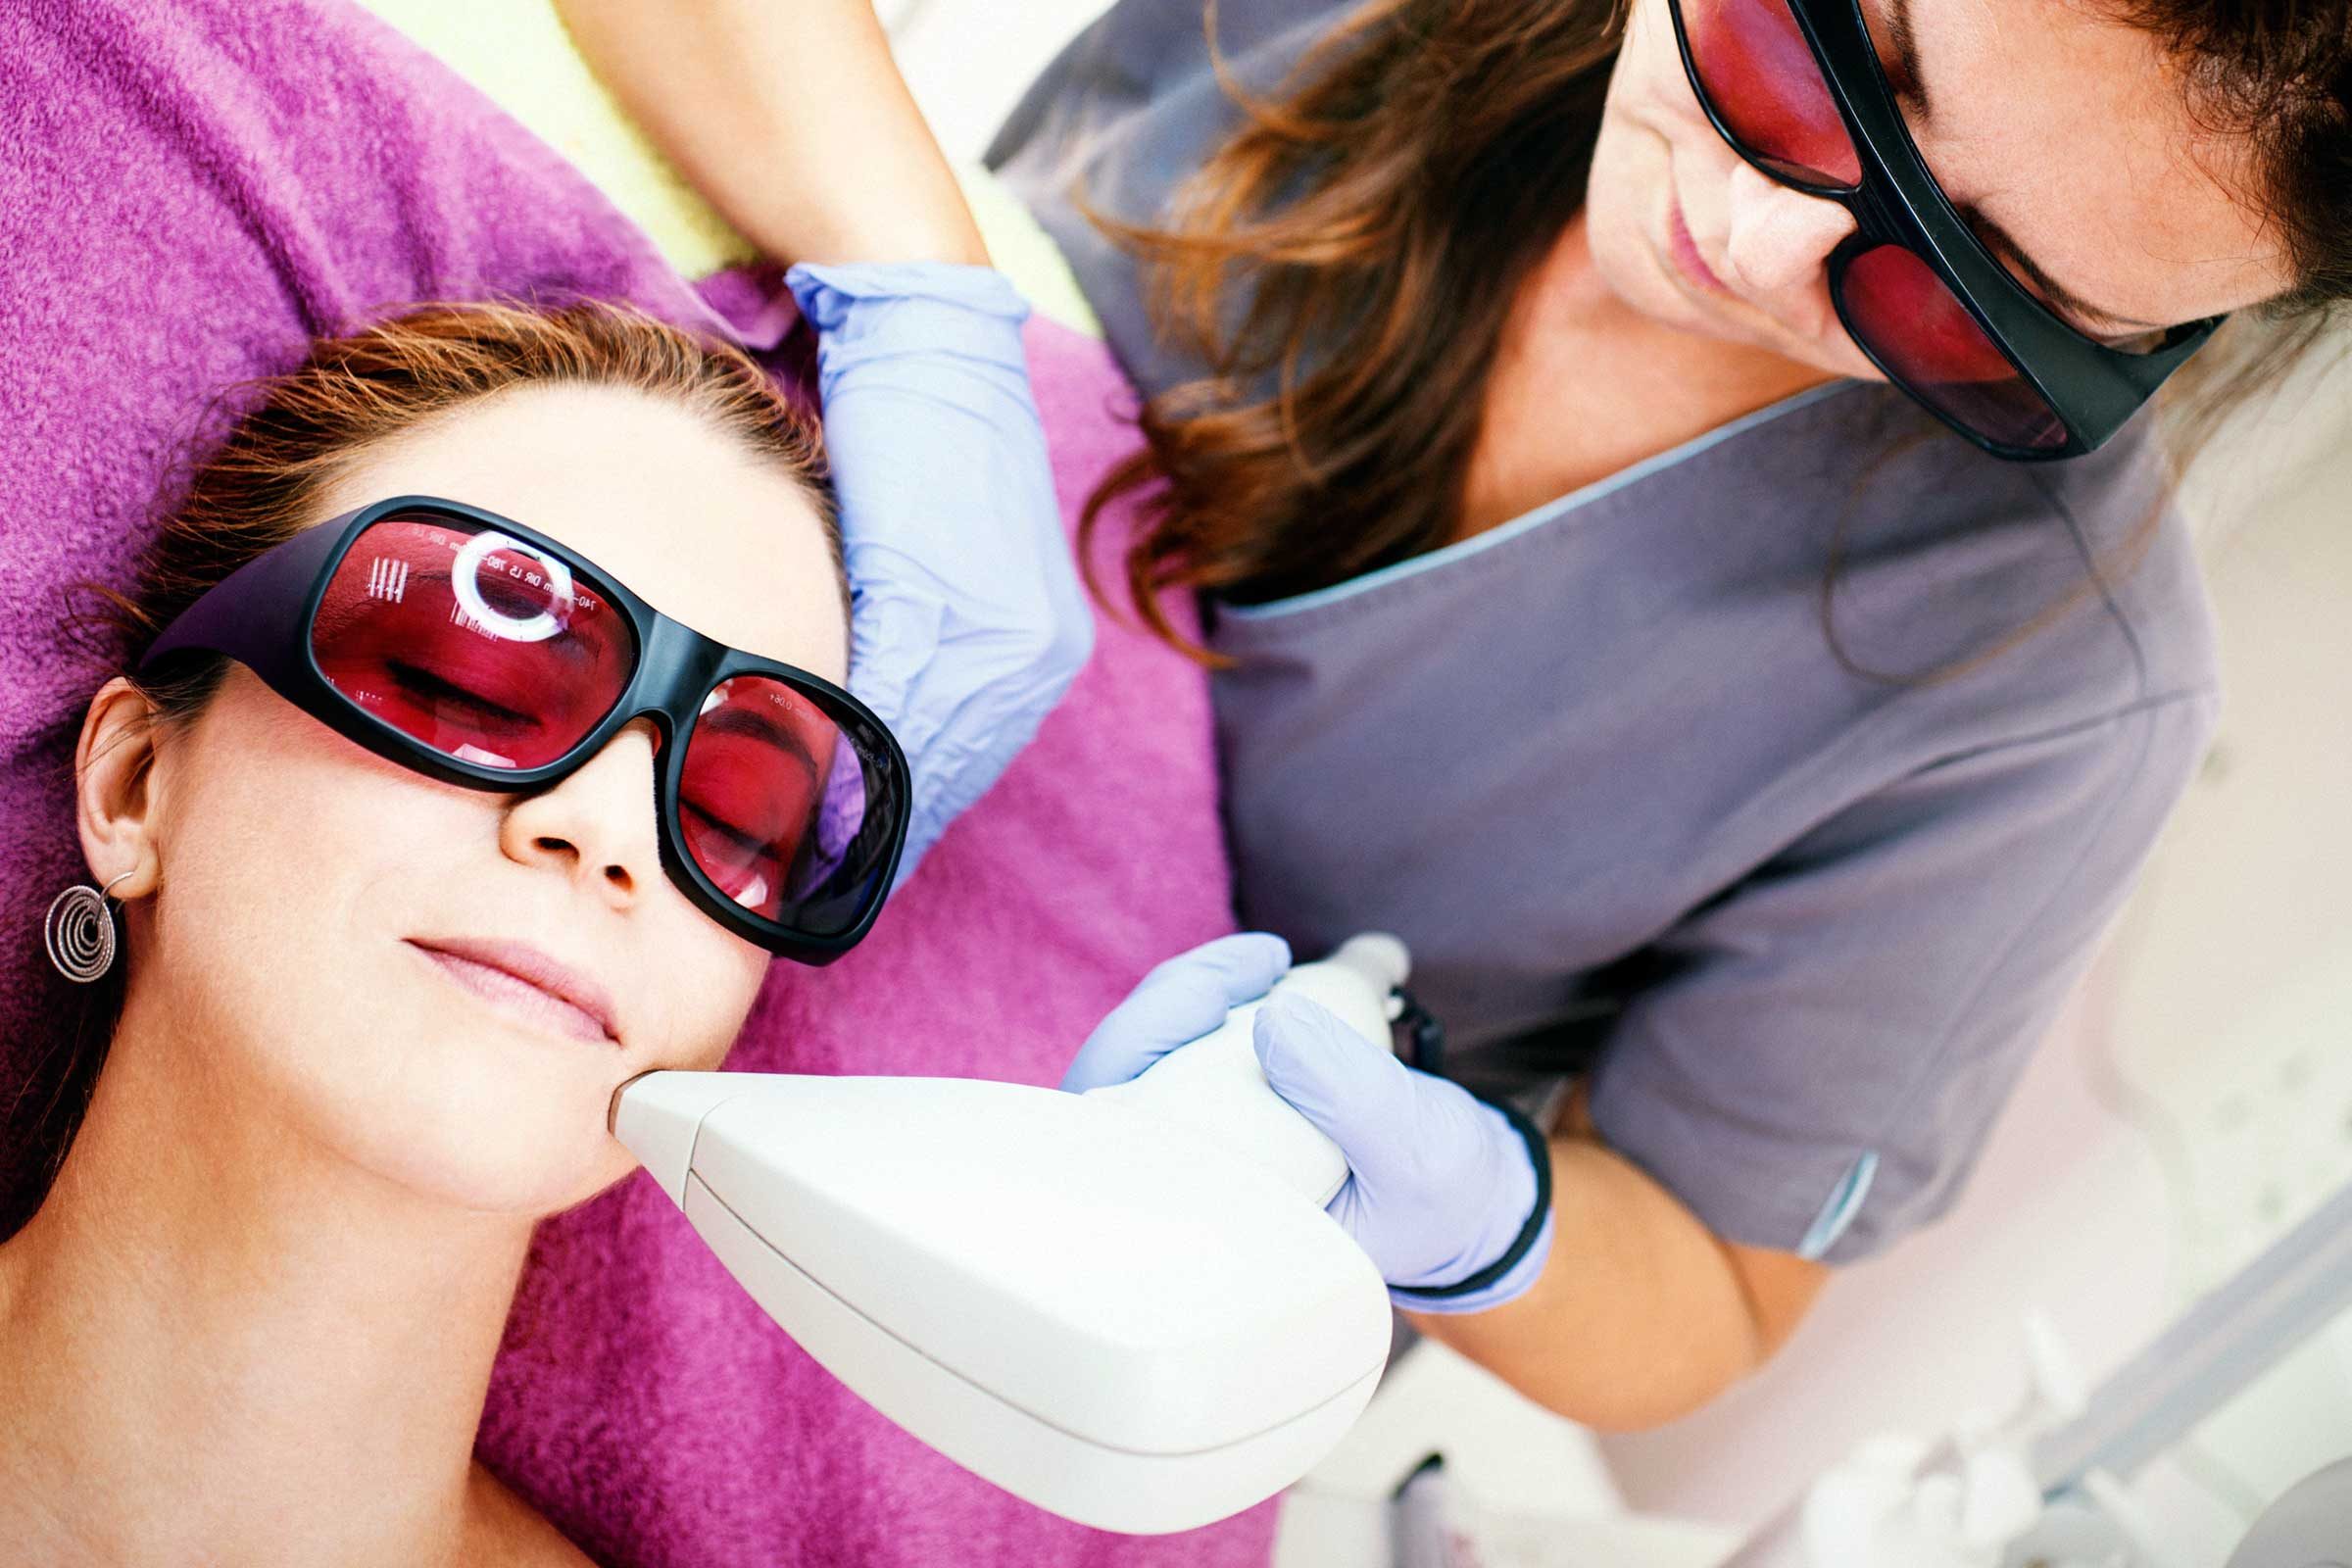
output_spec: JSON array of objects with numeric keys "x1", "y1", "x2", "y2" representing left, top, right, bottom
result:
[{"x1": 73, "y1": 678, "x2": 170, "y2": 898}]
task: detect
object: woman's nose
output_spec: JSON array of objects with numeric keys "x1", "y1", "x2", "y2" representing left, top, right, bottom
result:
[
  {"x1": 501, "y1": 717, "x2": 664, "y2": 908},
  {"x1": 1718, "y1": 159, "x2": 1856, "y2": 298}
]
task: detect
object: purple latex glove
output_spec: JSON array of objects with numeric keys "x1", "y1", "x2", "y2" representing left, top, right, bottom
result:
[
  {"x1": 1250, "y1": 992, "x2": 1553, "y2": 1314},
  {"x1": 1059, "y1": 933, "x2": 1295, "y2": 1094},
  {"x1": 1062, "y1": 934, "x2": 1553, "y2": 1314},
  {"x1": 786, "y1": 261, "x2": 1093, "y2": 889}
]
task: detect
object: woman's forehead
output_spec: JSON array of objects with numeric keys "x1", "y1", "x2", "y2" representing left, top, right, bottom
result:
[
  {"x1": 314, "y1": 382, "x2": 849, "y2": 682},
  {"x1": 1867, "y1": 0, "x2": 2291, "y2": 326}
]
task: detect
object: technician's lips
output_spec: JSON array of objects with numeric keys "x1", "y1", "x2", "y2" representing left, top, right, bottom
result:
[{"x1": 408, "y1": 936, "x2": 620, "y2": 1046}]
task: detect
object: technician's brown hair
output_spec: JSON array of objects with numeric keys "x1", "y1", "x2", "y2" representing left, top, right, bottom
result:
[
  {"x1": 1081, "y1": 0, "x2": 2352, "y2": 656},
  {"x1": 14, "y1": 300, "x2": 831, "y2": 1234}
]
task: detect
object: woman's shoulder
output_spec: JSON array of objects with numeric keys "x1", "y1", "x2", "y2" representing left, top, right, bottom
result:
[
  {"x1": 1812, "y1": 392, "x2": 2221, "y2": 726},
  {"x1": 464, "y1": 1462, "x2": 598, "y2": 1567}
]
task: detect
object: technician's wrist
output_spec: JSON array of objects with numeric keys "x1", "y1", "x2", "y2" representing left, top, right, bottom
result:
[
  {"x1": 786, "y1": 260, "x2": 1031, "y2": 345},
  {"x1": 1390, "y1": 1206, "x2": 1554, "y2": 1315},
  {"x1": 1386, "y1": 1099, "x2": 1555, "y2": 1315}
]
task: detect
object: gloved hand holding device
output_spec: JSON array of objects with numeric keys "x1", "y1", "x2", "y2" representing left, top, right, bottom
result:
[
  {"x1": 1063, "y1": 934, "x2": 1556, "y2": 1314},
  {"x1": 786, "y1": 261, "x2": 1093, "y2": 886}
]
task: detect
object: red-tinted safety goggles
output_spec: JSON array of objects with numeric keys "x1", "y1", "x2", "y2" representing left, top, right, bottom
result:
[
  {"x1": 1668, "y1": 0, "x2": 2220, "y2": 458},
  {"x1": 138, "y1": 496, "x2": 907, "y2": 961}
]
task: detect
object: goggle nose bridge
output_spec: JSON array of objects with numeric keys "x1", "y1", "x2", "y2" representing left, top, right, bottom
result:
[{"x1": 612, "y1": 613, "x2": 732, "y2": 735}]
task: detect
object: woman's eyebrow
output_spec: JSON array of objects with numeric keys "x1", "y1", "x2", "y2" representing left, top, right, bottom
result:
[
  {"x1": 1880, "y1": 0, "x2": 2166, "y2": 333},
  {"x1": 1965, "y1": 210, "x2": 2169, "y2": 331},
  {"x1": 1884, "y1": 0, "x2": 1934, "y2": 121},
  {"x1": 409, "y1": 567, "x2": 612, "y2": 667},
  {"x1": 701, "y1": 704, "x2": 821, "y2": 783}
]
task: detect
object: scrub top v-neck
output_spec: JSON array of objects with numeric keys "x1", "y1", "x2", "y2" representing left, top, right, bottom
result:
[{"x1": 988, "y1": 0, "x2": 2220, "y2": 1264}]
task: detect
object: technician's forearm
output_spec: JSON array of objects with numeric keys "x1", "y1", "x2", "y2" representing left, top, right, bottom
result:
[
  {"x1": 555, "y1": 0, "x2": 988, "y2": 268},
  {"x1": 1404, "y1": 1132, "x2": 1824, "y2": 1430}
]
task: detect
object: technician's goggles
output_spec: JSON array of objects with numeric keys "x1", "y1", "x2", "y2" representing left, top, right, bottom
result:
[
  {"x1": 1669, "y1": 0, "x2": 2222, "y2": 458},
  {"x1": 139, "y1": 496, "x2": 908, "y2": 962}
]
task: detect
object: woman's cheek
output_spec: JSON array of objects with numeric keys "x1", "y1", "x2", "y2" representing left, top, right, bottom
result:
[{"x1": 612, "y1": 919, "x2": 767, "y2": 1078}]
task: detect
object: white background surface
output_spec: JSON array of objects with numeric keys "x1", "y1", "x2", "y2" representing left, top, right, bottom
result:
[{"x1": 882, "y1": 0, "x2": 1114, "y2": 164}]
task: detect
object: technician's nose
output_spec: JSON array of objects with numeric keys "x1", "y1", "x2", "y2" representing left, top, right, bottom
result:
[
  {"x1": 1719, "y1": 159, "x2": 1856, "y2": 297},
  {"x1": 504, "y1": 717, "x2": 663, "y2": 909}
]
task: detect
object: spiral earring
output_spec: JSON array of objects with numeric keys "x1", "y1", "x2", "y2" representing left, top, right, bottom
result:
[{"x1": 44, "y1": 869, "x2": 136, "y2": 984}]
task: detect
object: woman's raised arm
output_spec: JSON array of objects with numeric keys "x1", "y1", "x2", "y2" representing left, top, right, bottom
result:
[{"x1": 554, "y1": 0, "x2": 986, "y2": 269}]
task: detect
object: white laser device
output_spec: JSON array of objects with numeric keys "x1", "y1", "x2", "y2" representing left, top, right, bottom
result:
[{"x1": 610, "y1": 935, "x2": 1412, "y2": 1535}]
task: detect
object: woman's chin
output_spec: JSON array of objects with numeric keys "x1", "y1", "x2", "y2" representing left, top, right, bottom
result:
[
  {"x1": 358, "y1": 1123, "x2": 632, "y2": 1219},
  {"x1": 298, "y1": 1028, "x2": 636, "y2": 1218}
]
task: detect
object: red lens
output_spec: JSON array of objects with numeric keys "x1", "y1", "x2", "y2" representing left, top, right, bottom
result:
[
  {"x1": 679, "y1": 675, "x2": 853, "y2": 921},
  {"x1": 1683, "y1": 0, "x2": 1862, "y2": 187},
  {"x1": 1838, "y1": 244, "x2": 2068, "y2": 451},
  {"x1": 312, "y1": 515, "x2": 634, "y2": 769}
]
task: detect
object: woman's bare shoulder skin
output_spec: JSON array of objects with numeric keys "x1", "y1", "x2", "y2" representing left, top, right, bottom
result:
[{"x1": 466, "y1": 1463, "x2": 598, "y2": 1567}]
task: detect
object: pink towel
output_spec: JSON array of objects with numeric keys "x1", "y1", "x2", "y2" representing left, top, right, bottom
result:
[{"x1": 1, "y1": 4, "x2": 1269, "y2": 1563}]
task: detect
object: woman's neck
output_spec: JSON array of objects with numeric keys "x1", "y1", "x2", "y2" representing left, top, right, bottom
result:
[
  {"x1": 0, "y1": 995, "x2": 541, "y2": 1566},
  {"x1": 1456, "y1": 213, "x2": 1840, "y2": 542}
]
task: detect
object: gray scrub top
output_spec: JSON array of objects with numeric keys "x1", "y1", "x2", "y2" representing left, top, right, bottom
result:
[{"x1": 988, "y1": 0, "x2": 2221, "y2": 1264}]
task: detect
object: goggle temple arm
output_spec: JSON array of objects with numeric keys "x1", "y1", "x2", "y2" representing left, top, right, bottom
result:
[{"x1": 135, "y1": 507, "x2": 361, "y2": 689}]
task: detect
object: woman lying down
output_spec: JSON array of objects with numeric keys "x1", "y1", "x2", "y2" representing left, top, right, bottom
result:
[{"x1": 0, "y1": 300, "x2": 921, "y2": 1564}]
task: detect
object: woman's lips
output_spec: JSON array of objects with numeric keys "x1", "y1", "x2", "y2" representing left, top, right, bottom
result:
[
  {"x1": 410, "y1": 939, "x2": 618, "y2": 1046},
  {"x1": 1666, "y1": 196, "x2": 1732, "y2": 296}
]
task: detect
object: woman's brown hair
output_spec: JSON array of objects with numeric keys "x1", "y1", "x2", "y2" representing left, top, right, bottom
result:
[
  {"x1": 1084, "y1": 0, "x2": 2352, "y2": 654},
  {"x1": 98, "y1": 300, "x2": 834, "y2": 728},
  {"x1": 15, "y1": 300, "x2": 829, "y2": 1231}
]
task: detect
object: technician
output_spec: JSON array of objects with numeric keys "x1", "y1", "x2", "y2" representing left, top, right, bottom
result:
[{"x1": 590, "y1": 0, "x2": 2347, "y2": 1426}]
